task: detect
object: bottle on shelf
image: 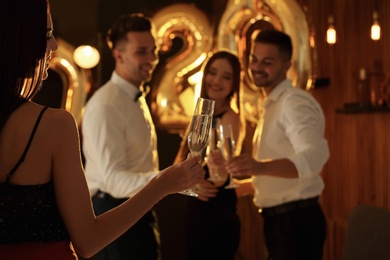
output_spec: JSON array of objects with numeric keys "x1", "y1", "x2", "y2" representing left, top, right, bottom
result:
[
  {"x1": 356, "y1": 68, "x2": 370, "y2": 107},
  {"x1": 369, "y1": 60, "x2": 385, "y2": 107}
]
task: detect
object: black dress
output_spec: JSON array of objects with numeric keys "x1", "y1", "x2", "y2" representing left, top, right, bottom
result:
[
  {"x1": 0, "y1": 107, "x2": 76, "y2": 259},
  {"x1": 185, "y1": 112, "x2": 240, "y2": 260}
]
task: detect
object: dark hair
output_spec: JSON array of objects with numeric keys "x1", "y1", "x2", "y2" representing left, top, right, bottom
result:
[
  {"x1": 254, "y1": 29, "x2": 292, "y2": 61},
  {"x1": 200, "y1": 50, "x2": 242, "y2": 111},
  {"x1": 107, "y1": 13, "x2": 153, "y2": 50},
  {"x1": 0, "y1": 0, "x2": 48, "y2": 130}
]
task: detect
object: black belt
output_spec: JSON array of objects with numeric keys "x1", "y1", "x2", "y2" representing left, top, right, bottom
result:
[
  {"x1": 93, "y1": 191, "x2": 156, "y2": 223},
  {"x1": 94, "y1": 190, "x2": 127, "y2": 203},
  {"x1": 260, "y1": 196, "x2": 320, "y2": 218}
]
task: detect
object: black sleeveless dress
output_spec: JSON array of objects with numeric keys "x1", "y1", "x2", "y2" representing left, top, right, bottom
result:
[
  {"x1": 185, "y1": 112, "x2": 240, "y2": 260},
  {"x1": 0, "y1": 107, "x2": 76, "y2": 259}
]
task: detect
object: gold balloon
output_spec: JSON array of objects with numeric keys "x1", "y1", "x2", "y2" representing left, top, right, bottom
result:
[
  {"x1": 151, "y1": 3, "x2": 213, "y2": 132},
  {"x1": 150, "y1": 0, "x2": 316, "y2": 129}
]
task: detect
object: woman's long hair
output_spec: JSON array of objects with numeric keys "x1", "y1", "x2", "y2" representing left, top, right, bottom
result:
[{"x1": 0, "y1": 0, "x2": 48, "y2": 130}]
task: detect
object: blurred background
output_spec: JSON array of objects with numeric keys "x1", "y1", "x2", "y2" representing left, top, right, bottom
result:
[{"x1": 37, "y1": 0, "x2": 390, "y2": 259}]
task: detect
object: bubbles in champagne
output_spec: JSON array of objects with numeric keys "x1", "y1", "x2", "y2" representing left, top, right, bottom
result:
[
  {"x1": 188, "y1": 115, "x2": 213, "y2": 155},
  {"x1": 221, "y1": 137, "x2": 235, "y2": 160}
]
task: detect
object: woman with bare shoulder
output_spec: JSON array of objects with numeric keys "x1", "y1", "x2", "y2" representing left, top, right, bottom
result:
[{"x1": 0, "y1": 1, "x2": 203, "y2": 259}]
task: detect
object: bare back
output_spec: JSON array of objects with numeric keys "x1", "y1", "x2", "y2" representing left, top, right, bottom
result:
[
  {"x1": 0, "y1": 100, "x2": 99, "y2": 248},
  {"x1": 0, "y1": 101, "x2": 53, "y2": 185}
]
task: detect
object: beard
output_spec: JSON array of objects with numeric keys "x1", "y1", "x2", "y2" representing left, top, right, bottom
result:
[
  {"x1": 250, "y1": 68, "x2": 286, "y2": 90},
  {"x1": 250, "y1": 70, "x2": 270, "y2": 88}
]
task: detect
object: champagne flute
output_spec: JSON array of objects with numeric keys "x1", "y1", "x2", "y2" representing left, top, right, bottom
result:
[
  {"x1": 180, "y1": 97, "x2": 215, "y2": 197},
  {"x1": 219, "y1": 124, "x2": 239, "y2": 189},
  {"x1": 206, "y1": 118, "x2": 225, "y2": 183}
]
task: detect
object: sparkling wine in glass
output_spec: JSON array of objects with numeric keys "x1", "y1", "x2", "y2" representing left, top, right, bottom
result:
[
  {"x1": 206, "y1": 118, "x2": 225, "y2": 183},
  {"x1": 180, "y1": 97, "x2": 215, "y2": 197},
  {"x1": 219, "y1": 124, "x2": 239, "y2": 189}
]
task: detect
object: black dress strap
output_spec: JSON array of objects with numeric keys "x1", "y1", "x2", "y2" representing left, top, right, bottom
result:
[{"x1": 5, "y1": 106, "x2": 49, "y2": 183}]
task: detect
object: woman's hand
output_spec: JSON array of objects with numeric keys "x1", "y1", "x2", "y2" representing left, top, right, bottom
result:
[{"x1": 156, "y1": 155, "x2": 204, "y2": 195}]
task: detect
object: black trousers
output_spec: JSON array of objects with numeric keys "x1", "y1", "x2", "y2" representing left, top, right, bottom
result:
[
  {"x1": 91, "y1": 192, "x2": 160, "y2": 260},
  {"x1": 262, "y1": 204, "x2": 326, "y2": 260},
  {"x1": 185, "y1": 186, "x2": 240, "y2": 260}
]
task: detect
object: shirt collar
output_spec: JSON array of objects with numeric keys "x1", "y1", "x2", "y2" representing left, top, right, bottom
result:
[
  {"x1": 262, "y1": 79, "x2": 292, "y2": 108},
  {"x1": 111, "y1": 71, "x2": 141, "y2": 102}
]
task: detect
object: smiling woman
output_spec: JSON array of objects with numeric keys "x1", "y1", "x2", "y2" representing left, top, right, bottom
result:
[{"x1": 173, "y1": 50, "x2": 245, "y2": 260}]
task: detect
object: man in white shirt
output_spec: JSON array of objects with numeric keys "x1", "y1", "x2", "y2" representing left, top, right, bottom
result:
[
  {"x1": 226, "y1": 29, "x2": 330, "y2": 259},
  {"x1": 82, "y1": 14, "x2": 160, "y2": 260}
]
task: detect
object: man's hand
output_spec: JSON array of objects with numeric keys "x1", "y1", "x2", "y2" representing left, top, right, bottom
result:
[{"x1": 226, "y1": 154, "x2": 259, "y2": 176}]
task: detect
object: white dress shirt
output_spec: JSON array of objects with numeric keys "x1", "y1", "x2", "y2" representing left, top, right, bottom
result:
[
  {"x1": 82, "y1": 71, "x2": 158, "y2": 198},
  {"x1": 252, "y1": 79, "x2": 329, "y2": 208}
]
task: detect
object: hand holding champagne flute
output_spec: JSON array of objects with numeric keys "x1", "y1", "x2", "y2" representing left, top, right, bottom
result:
[{"x1": 180, "y1": 97, "x2": 215, "y2": 197}]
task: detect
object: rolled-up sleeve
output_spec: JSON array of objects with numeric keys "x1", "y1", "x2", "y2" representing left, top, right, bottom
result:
[{"x1": 282, "y1": 93, "x2": 330, "y2": 179}]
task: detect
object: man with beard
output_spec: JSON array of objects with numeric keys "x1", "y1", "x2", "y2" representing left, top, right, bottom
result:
[
  {"x1": 82, "y1": 14, "x2": 161, "y2": 260},
  {"x1": 225, "y1": 29, "x2": 330, "y2": 260}
]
